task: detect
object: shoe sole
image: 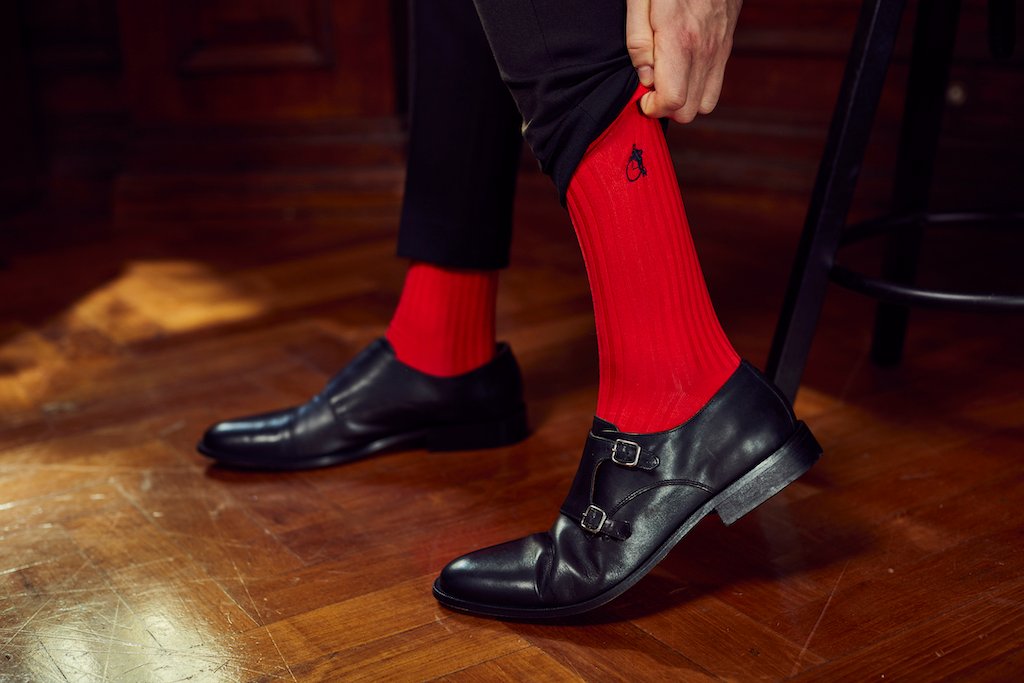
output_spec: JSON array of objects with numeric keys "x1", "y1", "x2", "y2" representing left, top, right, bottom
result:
[
  {"x1": 196, "y1": 406, "x2": 529, "y2": 471},
  {"x1": 432, "y1": 421, "x2": 822, "y2": 619}
]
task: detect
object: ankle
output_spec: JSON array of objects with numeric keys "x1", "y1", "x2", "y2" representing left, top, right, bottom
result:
[{"x1": 386, "y1": 261, "x2": 498, "y2": 377}]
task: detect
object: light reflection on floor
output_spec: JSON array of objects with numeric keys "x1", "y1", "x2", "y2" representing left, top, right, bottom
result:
[{"x1": 0, "y1": 472, "x2": 296, "y2": 681}]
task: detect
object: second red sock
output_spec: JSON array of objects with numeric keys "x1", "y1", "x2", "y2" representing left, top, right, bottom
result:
[{"x1": 386, "y1": 262, "x2": 498, "y2": 377}]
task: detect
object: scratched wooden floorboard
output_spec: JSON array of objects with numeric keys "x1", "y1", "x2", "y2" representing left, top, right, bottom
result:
[{"x1": 2, "y1": 160, "x2": 1023, "y2": 681}]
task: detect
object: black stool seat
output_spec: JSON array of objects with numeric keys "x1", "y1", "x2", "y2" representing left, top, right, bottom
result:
[{"x1": 765, "y1": 0, "x2": 1022, "y2": 401}]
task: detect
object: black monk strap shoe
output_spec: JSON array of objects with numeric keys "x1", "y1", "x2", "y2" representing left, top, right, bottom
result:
[
  {"x1": 432, "y1": 360, "x2": 821, "y2": 619},
  {"x1": 197, "y1": 338, "x2": 528, "y2": 470}
]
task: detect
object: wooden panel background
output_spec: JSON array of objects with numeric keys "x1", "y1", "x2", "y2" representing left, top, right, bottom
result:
[
  {"x1": 8, "y1": 0, "x2": 124, "y2": 211},
  {"x1": 117, "y1": 0, "x2": 394, "y2": 125},
  {"x1": 176, "y1": 0, "x2": 337, "y2": 73},
  {"x1": 0, "y1": 2, "x2": 42, "y2": 216},
  {"x1": 5, "y1": 0, "x2": 1023, "y2": 224},
  {"x1": 671, "y1": 0, "x2": 1024, "y2": 213}
]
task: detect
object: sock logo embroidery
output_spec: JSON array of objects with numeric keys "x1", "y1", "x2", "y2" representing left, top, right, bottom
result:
[{"x1": 626, "y1": 144, "x2": 647, "y2": 182}]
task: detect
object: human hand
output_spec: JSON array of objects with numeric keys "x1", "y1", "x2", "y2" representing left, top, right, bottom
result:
[{"x1": 626, "y1": 0, "x2": 742, "y2": 123}]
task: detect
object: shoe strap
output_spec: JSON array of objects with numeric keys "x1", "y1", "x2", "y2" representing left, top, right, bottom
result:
[
  {"x1": 586, "y1": 433, "x2": 660, "y2": 470},
  {"x1": 561, "y1": 430, "x2": 717, "y2": 541},
  {"x1": 560, "y1": 431, "x2": 661, "y2": 541},
  {"x1": 578, "y1": 502, "x2": 632, "y2": 540}
]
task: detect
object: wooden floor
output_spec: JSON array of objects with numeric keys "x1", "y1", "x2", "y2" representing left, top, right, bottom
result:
[{"x1": 2, "y1": 148, "x2": 1023, "y2": 682}]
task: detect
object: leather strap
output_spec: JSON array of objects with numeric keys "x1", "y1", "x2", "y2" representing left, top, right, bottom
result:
[
  {"x1": 587, "y1": 433, "x2": 660, "y2": 470},
  {"x1": 562, "y1": 430, "x2": 712, "y2": 540},
  {"x1": 579, "y1": 504, "x2": 632, "y2": 540},
  {"x1": 561, "y1": 438, "x2": 643, "y2": 540}
]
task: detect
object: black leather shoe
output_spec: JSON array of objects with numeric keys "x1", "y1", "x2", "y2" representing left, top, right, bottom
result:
[
  {"x1": 432, "y1": 360, "x2": 821, "y2": 619},
  {"x1": 197, "y1": 338, "x2": 528, "y2": 470}
]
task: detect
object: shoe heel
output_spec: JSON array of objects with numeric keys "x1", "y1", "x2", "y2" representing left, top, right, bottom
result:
[
  {"x1": 715, "y1": 422, "x2": 822, "y2": 526},
  {"x1": 424, "y1": 407, "x2": 529, "y2": 452}
]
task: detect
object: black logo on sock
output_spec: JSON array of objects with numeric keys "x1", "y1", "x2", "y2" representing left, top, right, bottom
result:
[{"x1": 626, "y1": 144, "x2": 647, "y2": 182}]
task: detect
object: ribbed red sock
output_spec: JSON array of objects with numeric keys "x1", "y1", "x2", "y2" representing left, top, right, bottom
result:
[
  {"x1": 386, "y1": 262, "x2": 498, "y2": 377},
  {"x1": 567, "y1": 87, "x2": 740, "y2": 433}
]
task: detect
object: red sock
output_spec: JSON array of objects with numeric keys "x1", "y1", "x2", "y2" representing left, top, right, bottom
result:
[
  {"x1": 567, "y1": 87, "x2": 740, "y2": 433},
  {"x1": 386, "y1": 262, "x2": 498, "y2": 377}
]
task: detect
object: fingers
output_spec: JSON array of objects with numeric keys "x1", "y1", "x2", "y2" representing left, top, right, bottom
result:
[
  {"x1": 640, "y1": 43, "x2": 690, "y2": 120},
  {"x1": 698, "y1": 0, "x2": 742, "y2": 115},
  {"x1": 698, "y1": 45, "x2": 730, "y2": 115},
  {"x1": 636, "y1": 0, "x2": 741, "y2": 124},
  {"x1": 678, "y1": 38, "x2": 714, "y2": 123},
  {"x1": 626, "y1": 0, "x2": 655, "y2": 87}
]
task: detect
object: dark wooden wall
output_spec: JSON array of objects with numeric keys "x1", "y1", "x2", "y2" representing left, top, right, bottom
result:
[
  {"x1": 3, "y1": 0, "x2": 396, "y2": 217},
  {"x1": 10, "y1": 0, "x2": 125, "y2": 211},
  {"x1": 2, "y1": 0, "x2": 1022, "y2": 221},
  {"x1": 0, "y1": 2, "x2": 41, "y2": 215},
  {"x1": 671, "y1": 0, "x2": 1024, "y2": 213},
  {"x1": 117, "y1": 0, "x2": 394, "y2": 125}
]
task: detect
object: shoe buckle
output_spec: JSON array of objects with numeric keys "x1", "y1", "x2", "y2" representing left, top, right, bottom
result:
[
  {"x1": 581, "y1": 505, "x2": 607, "y2": 533},
  {"x1": 611, "y1": 439, "x2": 642, "y2": 467}
]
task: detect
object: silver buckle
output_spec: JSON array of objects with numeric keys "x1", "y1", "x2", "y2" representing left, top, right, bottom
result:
[
  {"x1": 580, "y1": 505, "x2": 607, "y2": 533},
  {"x1": 611, "y1": 439, "x2": 641, "y2": 467}
]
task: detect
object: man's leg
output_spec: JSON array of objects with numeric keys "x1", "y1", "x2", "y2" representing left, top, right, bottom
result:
[
  {"x1": 472, "y1": 0, "x2": 738, "y2": 434},
  {"x1": 473, "y1": 0, "x2": 745, "y2": 438},
  {"x1": 197, "y1": 0, "x2": 528, "y2": 469},
  {"x1": 388, "y1": 0, "x2": 523, "y2": 377},
  {"x1": 433, "y1": 0, "x2": 822, "y2": 618},
  {"x1": 396, "y1": 0, "x2": 522, "y2": 271}
]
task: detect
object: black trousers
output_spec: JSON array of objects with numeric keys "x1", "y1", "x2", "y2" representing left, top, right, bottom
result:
[{"x1": 395, "y1": 0, "x2": 638, "y2": 270}]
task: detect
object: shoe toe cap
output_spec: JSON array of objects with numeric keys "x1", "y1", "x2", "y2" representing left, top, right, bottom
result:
[
  {"x1": 436, "y1": 534, "x2": 550, "y2": 609},
  {"x1": 198, "y1": 410, "x2": 294, "y2": 459}
]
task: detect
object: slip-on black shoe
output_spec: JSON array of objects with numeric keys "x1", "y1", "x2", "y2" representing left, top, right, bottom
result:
[
  {"x1": 197, "y1": 338, "x2": 528, "y2": 470},
  {"x1": 432, "y1": 360, "x2": 821, "y2": 619}
]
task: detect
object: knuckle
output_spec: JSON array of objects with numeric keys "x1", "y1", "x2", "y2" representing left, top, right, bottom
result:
[
  {"x1": 664, "y1": 94, "x2": 687, "y2": 110},
  {"x1": 689, "y1": 34, "x2": 716, "y2": 58},
  {"x1": 646, "y1": 102, "x2": 668, "y2": 118},
  {"x1": 679, "y1": 29, "x2": 719, "y2": 59},
  {"x1": 675, "y1": 106, "x2": 698, "y2": 123},
  {"x1": 626, "y1": 37, "x2": 653, "y2": 56},
  {"x1": 679, "y1": 29, "x2": 700, "y2": 49}
]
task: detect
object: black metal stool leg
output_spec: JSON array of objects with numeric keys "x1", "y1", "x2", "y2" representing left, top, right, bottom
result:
[
  {"x1": 870, "y1": 0, "x2": 962, "y2": 366},
  {"x1": 766, "y1": 0, "x2": 907, "y2": 402}
]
